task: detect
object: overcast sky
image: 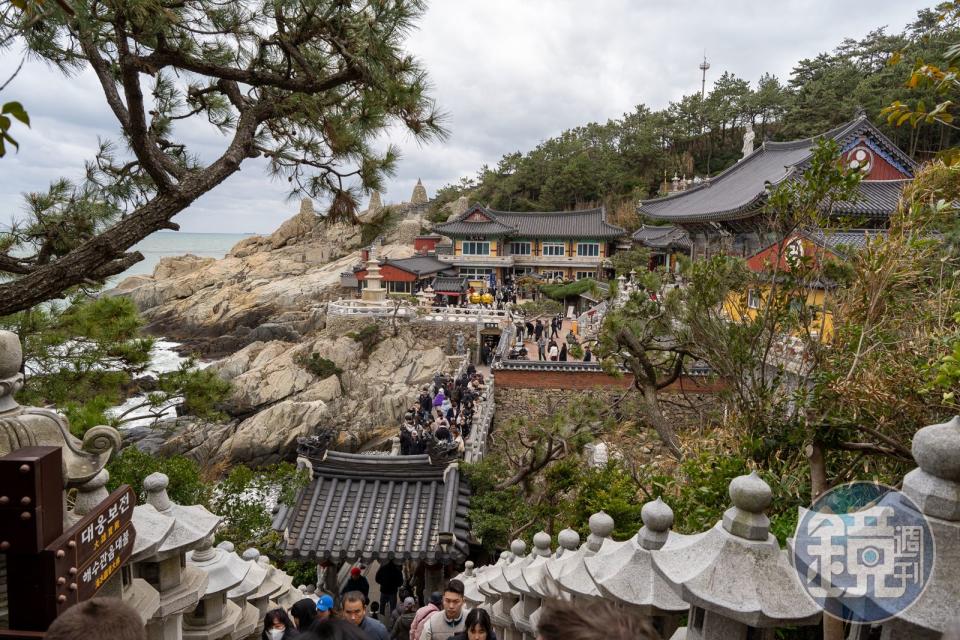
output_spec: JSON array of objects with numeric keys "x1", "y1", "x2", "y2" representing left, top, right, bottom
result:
[{"x1": 0, "y1": 1, "x2": 925, "y2": 234}]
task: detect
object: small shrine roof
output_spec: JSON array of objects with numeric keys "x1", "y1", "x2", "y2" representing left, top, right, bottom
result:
[{"x1": 274, "y1": 451, "x2": 470, "y2": 564}]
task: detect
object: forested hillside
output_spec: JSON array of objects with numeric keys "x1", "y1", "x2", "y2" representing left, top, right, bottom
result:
[{"x1": 430, "y1": 6, "x2": 959, "y2": 227}]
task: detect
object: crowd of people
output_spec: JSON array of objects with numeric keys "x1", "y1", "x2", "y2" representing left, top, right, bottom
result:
[
  {"x1": 42, "y1": 586, "x2": 672, "y2": 640},
  {"x1": 507, "y1": 315, "x2": 593, "y2": 363},
  {"x1": 398, "y1": 368, "x2": 487, "y2": 458}
]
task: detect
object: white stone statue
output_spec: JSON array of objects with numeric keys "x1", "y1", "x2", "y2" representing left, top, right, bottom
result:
[{"x1": 741, "y1": 122, "x2": 755, "y2": 159}]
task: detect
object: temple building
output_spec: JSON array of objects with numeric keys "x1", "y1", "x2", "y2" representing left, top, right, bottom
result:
[
  {"x1": 347, "y1": 254, "x2": 455, "y2": 295},
  {"x1": 631, "y1": 225, "x2": 692, "y2": 272},
  {"x1": 637, "y1": 115, "x2": 915, "y2": 259},
  {"x1": 432, "y1": 205, "x2": 627, "y2": 285}
]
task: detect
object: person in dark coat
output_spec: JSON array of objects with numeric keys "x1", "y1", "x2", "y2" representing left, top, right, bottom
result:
[
  {"x1": 341, "y1": 567, "x2": 370, "y2": 603},
  {"x1": 390, "y1": 597, "x2": 417, "y2": 640},
  {"x1": 291, "y1": 598, "x2": 321, "y2": 633},
  {"x1": 583, "y1": 345, "x2": 592, "y2": 362},
  {"x1": 304, "y1": 619, "x2": 371, "y2": 640},
  {"x1": 263, "y1": 608, "x2": 299, "y2": 640},
  {"x1": 534, "y1": 319, "x2": 544, "y2": 340},
  {"x1": 525, "y1": 320, "x2": 534, "y2": 338},
  {"x1": 399, "y1": 429, "x2": 413, "y2": 456},
  {"x1": 375, "y1": 561, "x2": 405, "y2": 618},
  {"x1": 559, "y1": 343, "x2": 567, "y2": 362}
]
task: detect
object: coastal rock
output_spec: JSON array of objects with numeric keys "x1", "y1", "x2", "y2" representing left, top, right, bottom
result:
[
  {"x1": 155, "y1": 325, "x2": 452, "y2": 464},
  {"x1": 226, "y1": 344, "x2": 316, "y2": 414},
  {"x1": 111, "y1": 199, "x2": 423, "y2": 357},
  {"x1": 221, "y1": 399, "x2": 331, "y2": 465},
  {"x1": 295, "y1": 375, "x2": 342, "y2": 403},
  {"x1": 445, "y1": 196, "x2": 470, "y2": 221}
]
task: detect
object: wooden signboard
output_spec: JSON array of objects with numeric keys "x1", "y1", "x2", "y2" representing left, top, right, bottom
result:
[{"x1": 44, "y1": 485, "x2": 137, "y2": 613}]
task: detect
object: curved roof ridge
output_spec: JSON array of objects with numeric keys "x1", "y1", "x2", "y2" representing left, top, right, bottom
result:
[
  {"x1": 760, "y1": 115, "x2": 867, "y2": 151},
  {"x1": 487, "y1": 206, "x2": 605, "y2": 216},
  {"x1": 639, "y1": 144, "x2": 788, "y2": 207}
]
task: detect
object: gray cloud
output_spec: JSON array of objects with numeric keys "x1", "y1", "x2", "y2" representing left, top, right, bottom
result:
[{"x1": 0, "y1": 1, "x2": 924, "y2": 232}]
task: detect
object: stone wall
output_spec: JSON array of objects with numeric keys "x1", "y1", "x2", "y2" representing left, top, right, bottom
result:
[
  {"x1": 493, "y1": 367, "x2": 726, "y2": 393},
  {"x1": 492, "y1": 386, "x2": 723, "y2": 434},
  {"x1": 323, "y1": 316, "x2": 482, "y2": 357}
]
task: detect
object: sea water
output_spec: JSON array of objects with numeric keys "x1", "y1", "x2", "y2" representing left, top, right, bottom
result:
[
  {"x1": 105, "y1": 231, "x2": 252, "y2": 427},
  {"x1": 116, "y1": 231, "x2": 255, "y2": 281}
]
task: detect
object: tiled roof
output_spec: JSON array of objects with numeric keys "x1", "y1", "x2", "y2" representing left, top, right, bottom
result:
[
  {"x1": 638, "y1": 116, "x2": 914, "y2": 223},
  {"x1": 384, "y1": 256, "x2": 453, "y2": 276},
  {"x1": 431, "y1": 276, "x2": 467, "y2": 294},
  {"x1": 631, "y1": 225, "x2": 691, "y2": 249},
  {"x1": 275, "y1": 452, "x2": 470, "y2": 564},
  {"x1": 801, "y1": 228, "x2": 889, "y2": 255},
  {"x1": 434, "y1": 205, "x2": 626, "y2": 239},
  {"x1": 828, "y1": 180, "x2": 908, "y2": 218},
  {"x1": 434, "y1": 207, "x2": 516, "y2": 236}
]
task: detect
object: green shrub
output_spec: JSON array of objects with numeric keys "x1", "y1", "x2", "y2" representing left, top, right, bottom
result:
[
  {"x1": 296, "y1": 353, "x2": 343, "y2": 379},
  {"x1": 540, "y1": 278, "x2": 597, "y2": 301},
  {"x1": 346, "y1": 323, "x2": 381, "y2": 356}
]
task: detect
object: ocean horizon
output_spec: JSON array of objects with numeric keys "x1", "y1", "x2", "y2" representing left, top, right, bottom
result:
[{"x1": 113, "y1": 231, "x2": 256, "y2": 283}]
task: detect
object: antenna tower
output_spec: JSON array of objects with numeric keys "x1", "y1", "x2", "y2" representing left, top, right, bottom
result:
[{"x1": 699, "y1": 53, "x2": 710, "y2": 100}]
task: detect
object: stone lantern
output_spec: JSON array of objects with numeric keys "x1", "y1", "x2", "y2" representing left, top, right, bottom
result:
[
  {"x1": 585, "y1": 498, "x2": 689, "y2": 639},
  {"x1": 486, "y1": 540, "x2": 528, "y2": 640},
  {"x1": 652, "y1": 472, "x2": 821, "y2": 639},
  {"x1": 184, "y1": 535, "x2": 250, "y2": 640},
  {"x1": 458, "y1": 561, "x2": 486, "y2": 609},
  {"x1": 511, "y1": 531, "x2": 552, "y2": 639},
  {"x1": 553, "y1": 511, "x2": 616, "y2": 600},
  {"x1": 526, "y1": 528, "x2": 579, "y2": 632},
  {"x1": 255, "y1": 554, "x2": 301, "y2": 610},
  {"x1": 879, "y1": 417, "x2": 960, "y2": 639},
  {"x1": 135, "y1": 472, "x2": 221, "y2": 640},
  {"x1": 71, "y1": 469, "x2": 162, "y2": 621},
  {"x1": 217, "y1": 542, "x2": 265, "y2": 639}
]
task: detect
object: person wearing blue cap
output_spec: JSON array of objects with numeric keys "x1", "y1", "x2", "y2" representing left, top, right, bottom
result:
[{"x1": 316, "y1": 594, "x2": 336, "y2": 621}]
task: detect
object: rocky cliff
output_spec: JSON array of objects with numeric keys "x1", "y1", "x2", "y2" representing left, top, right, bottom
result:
[
  {"x1": 114, "y1": 197, "x2": 457, "y2": 466},
  {"x1": 127, "y1": 323, "x2": 458, "y2": 466},
  {"x1": 112, "y1": 199, "x2": 416, "y2": 357}
]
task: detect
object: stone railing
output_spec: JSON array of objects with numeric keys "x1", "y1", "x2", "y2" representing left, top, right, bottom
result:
[
  {"x1": 576, "y1": 300, "x2": 607, "y2": 336},
  {"x1": 464, "y1": 377, "x2": 495, "y2": 464},
  {"x1": 327, "y1": 299, "x2": 416, "y2": 317},
  {"x1": 421, "y1": 306, "x2": 512, "y2": 324},
  {"x1": 456, "y1": 416, "x2": 960, "y2": 640}
]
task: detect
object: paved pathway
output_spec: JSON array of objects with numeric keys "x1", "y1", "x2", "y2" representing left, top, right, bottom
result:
[{"x1": 512, "y1": 316, "x2": 596, "y2": 362}]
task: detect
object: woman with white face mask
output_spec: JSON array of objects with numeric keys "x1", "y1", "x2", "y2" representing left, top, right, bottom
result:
[{"x1": 262, "y1": 608, "x2": 299, "y2": 640}]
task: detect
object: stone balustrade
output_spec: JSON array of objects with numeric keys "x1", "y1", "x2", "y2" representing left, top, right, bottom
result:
[
  {"x1": 327, "y1": 298, "x2": 417, "y2": 317},
  {"x1": 421, "y1": 306, "x2": 512, "y2": 324},
  {"x1": 455, "y1": 416, "x2": 960, "y2": 640}
]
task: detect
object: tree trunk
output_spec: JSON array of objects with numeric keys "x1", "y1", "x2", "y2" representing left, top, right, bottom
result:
[
  {"x1": 638, "y1": 382, "x2": 682, "y2": 459},
  {"x1": 807, "y1": 440, "x2": 844, "y2": 640},
  {"x1": 807, "y1": 440, "x2": 828, "y2": 499}
]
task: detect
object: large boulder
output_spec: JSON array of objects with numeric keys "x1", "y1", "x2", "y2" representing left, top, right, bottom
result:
[
  {"x1": 226, "y1": 344, "x2": 315, "y2": 414},
  {"x1": 221, "y1": 399, "x2": 331, "y2": 465}
]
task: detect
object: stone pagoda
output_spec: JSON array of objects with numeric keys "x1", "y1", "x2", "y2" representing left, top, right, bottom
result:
[
  {"x1": 360, "y1": 243, "x2": 387, "y2": 303},
  {"x1": 411, "y1": 178, "x2": 429, "y2": 205}
]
